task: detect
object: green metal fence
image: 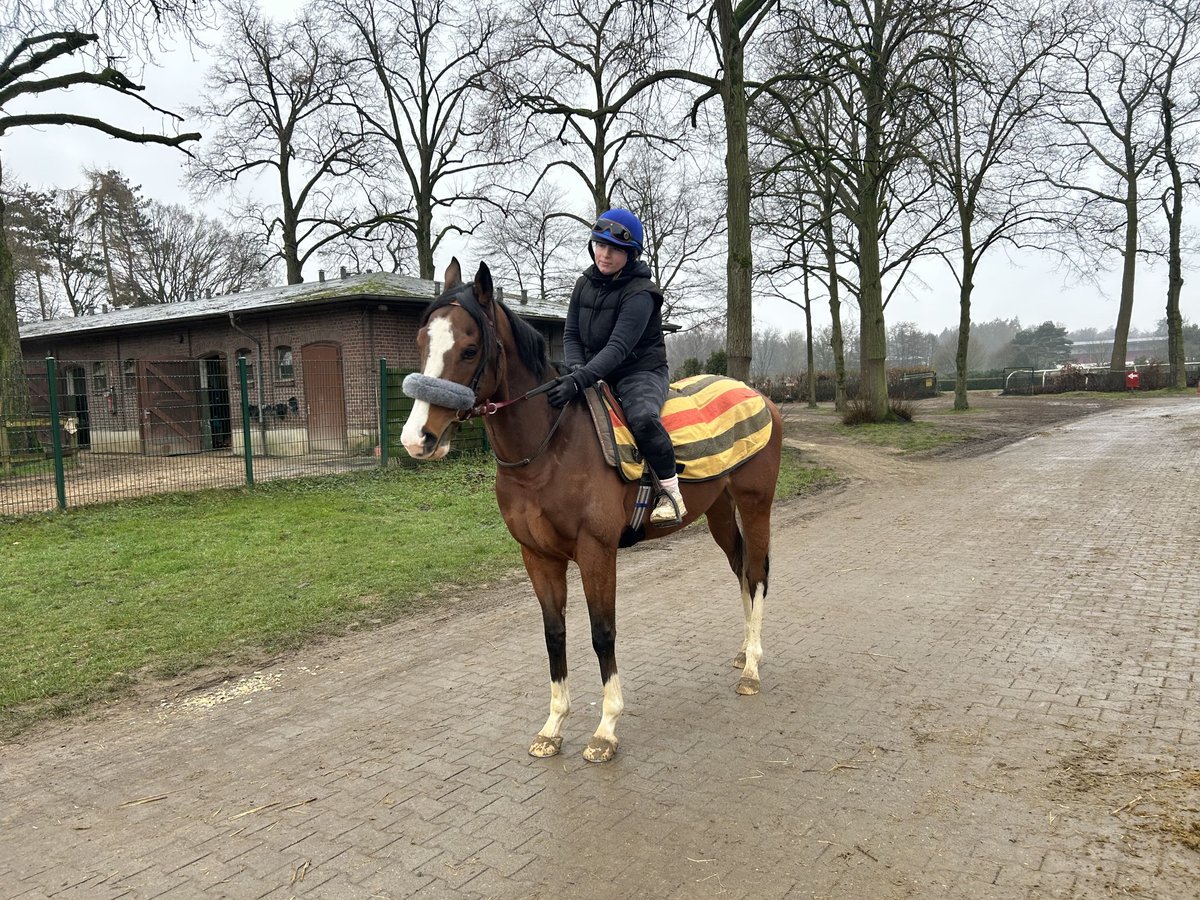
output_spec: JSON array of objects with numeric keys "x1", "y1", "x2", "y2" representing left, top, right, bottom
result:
[
  {"x1": 1, "y1": 356, "x2": 489, "y2": 517},
  {"x1": 382, "y1": 367, "x2": 489, "y2": 462}
]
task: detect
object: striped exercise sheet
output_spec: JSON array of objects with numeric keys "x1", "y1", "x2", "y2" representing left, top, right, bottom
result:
[{"x1": 595, "y1": 374, "x2": 773, "y2": 483}]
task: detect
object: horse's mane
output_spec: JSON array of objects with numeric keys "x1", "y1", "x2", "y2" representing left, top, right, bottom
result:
[
  {"x1": 420, "y1": 286, "x2": 549, "y2": 382},
  {"x1": 497, "y1": 300, "x2": 549, "y2": 382}
]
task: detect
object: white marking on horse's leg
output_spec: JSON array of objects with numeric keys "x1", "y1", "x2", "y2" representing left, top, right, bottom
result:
[
  {"x1": 737, "y1": 578, "x2": 764, "y2": 694},
  {"x1": 591, "y1": 674, "x2": 624, "y2": 746},
  {"x1": 400, "y1": 318, "x2": 456, "y2": 455},
  {"x1": 739, "y1": 584, "x2": 754, "y2": 657},
  {"x1": 538, "y1": 678, "x2": 571, "y2": 739},
  {"x1": 530, "y1": 678, "x2": 570, "y2": 757}
]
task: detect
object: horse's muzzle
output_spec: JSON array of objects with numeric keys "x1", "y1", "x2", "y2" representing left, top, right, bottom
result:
[{"x1": 403, "y1": 420, "x2": 456, "y2": 460}]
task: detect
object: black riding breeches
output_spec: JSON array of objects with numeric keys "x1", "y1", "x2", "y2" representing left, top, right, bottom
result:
[{"x1": 614, "y1": 368, "x2": 677, "y2": 481}]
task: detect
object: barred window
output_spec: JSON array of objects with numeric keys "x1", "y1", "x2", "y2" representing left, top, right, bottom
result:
[
  {"x1": 276, "y1": 346, "x2": 293, "y2": 381},
  {"x1": 92, "y1": 361, "x2": 108, "y2": 391}
]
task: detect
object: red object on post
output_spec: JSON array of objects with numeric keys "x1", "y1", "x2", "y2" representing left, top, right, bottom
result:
[{"x1": 1126, "y1": 370, "x2": 1141, "y2": 390}]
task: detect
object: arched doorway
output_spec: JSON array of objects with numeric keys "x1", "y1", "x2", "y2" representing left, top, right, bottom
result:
[{"x1": 300, "y1": 342, "x2": 346, "y2": 452}]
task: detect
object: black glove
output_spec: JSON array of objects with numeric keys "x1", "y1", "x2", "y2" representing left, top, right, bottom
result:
[{"x1": 547, "y1": 372, "x2": 582, "y2": 408}]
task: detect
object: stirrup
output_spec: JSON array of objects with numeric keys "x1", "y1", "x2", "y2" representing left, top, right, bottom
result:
[{"x1": 650, "y1": 489, "x2": 685, "y2": 526}]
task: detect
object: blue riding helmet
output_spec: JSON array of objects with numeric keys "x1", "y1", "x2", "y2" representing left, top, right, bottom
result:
[{"x1": 590, "y1": 208, "x2": 644, "y2": 255}]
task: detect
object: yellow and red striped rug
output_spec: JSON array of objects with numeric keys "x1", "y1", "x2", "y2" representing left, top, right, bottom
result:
[{"x1": 595, "y1": 375, "x2": 773, "y2": 482}]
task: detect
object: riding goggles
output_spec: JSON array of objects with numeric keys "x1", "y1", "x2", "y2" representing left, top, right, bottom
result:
[{"x1": 591, "y1": 218, "x2": 634, "y2": 244}]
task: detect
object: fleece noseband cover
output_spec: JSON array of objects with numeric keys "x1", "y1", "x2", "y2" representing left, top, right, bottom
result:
[{"x1": 402, "y1": 372, "x2": 477, "y2": 410}]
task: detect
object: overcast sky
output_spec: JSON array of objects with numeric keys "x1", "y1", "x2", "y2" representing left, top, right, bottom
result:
[{"x1": 5, "y1": 3, "x2": 1189, "y2": 338}]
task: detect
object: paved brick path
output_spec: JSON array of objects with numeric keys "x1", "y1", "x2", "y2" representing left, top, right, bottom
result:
[{"x1": 2, "y1": 397, "x2": 1198, "y2": 899}]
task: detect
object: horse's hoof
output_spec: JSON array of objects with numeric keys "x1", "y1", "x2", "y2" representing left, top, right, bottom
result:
[
  {"x1": 735, "y1": 676, "x2": 760, "y2": 695},
  {"x1": 529, "y1": 734, "x2": 563, "y2": 758},
  {"x1": 733, "y1": 651, "x2": 746, "y2": 669},
  {"x1": 583, "y1": 737, "x2": 618, "y2": 763}
]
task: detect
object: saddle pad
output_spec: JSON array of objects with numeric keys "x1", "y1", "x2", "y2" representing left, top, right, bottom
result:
[{"x1": 587, "y1": 374, "x2": 773, "y2": 483}]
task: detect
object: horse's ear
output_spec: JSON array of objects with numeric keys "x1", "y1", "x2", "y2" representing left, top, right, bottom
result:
[
  {"x1": 444, "y1": 257, "x2": 462, "y2": 290},
  {"x1": 474, "y1": 262, "x2": 493, "y2": 305}
]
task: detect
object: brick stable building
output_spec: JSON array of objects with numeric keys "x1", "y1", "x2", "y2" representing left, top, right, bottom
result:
[{"x1": 18, "y1": 271, "x2": 568, "y2": 458}]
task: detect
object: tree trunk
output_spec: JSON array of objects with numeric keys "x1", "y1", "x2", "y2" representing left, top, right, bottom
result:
[
  {"x1": 820, "y1": 185, "x2": 847, "y2": 411},
  {"x1": 0, "y1": 189, "x2": 24, "y2": 471},
  {"x1": 282, "y1": 214, "x2": 302, "y2": 285},
  {"x1": 803, "y1": 266, "x2": 816, "y2": 409},
  {"x1": 858, "y1": 214, "x2": 888, "y2": 419},
  {"x1": 36, "y1": 271, "x2": 49, "y2": 321},
  {"x1": 858, "y1": 24, "x2": 889, "y2": 421},
  {"x1": 99, "y1": 213, "x2": 118, "y2": 305},
  {"x1": 593, "y1": 118, "x2": 610, "y2": 216},
  {"x1": 1165, "y1": 191, "x2": 1186, "y2": 387},
  {"x1": 1163, "y1": 98, "x2": 1187, "y2": 389},
  {"x1": 1108, "y1": 181, "x2": 1138, "y2": 389},
  {"x1": 954, "y1": 237, "x2": 976, "y2": 411},
  {"x1": 279, "y1": 153, "x2": 303, "y2": 284},
  {"x1": 416, "y1": 202, "x2": 435, "y2": 281},
  {"x1": 717, "y1": 0, "x2": 753, "y2": 383}
]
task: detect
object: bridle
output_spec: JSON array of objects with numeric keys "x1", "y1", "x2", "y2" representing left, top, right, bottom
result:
[{"x1": 412, "y1": 284, "x2": 569, "y2": 468}]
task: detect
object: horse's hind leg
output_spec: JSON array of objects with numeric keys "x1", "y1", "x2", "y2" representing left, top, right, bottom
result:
[
  {"x1": 731, "y1": 472, "x2": 774, "y2": 695},
  {"x1": 523, "y1": 548, "x2": 571, "y2": 758},
  {"x1": 576, "y1": 539, "x2": 622, "y2": 763},
  {"x1": 706, "y1": 489, "x2": 764, "y2": 693}
]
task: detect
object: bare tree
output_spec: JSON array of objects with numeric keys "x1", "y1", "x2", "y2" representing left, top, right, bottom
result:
[
  {"x1": 751, "y1": 157, "x2": 823, "y2": 406},
  {"x1": 499, "y1": 0, "x2": 678, "y2": 217},
  {"x1": 1045, "y1": 4, "x2": 1172, "y2": 386},
  {"x1": 329, "y1": 0, "x2": 519, "y2": 279},
  {"x1": 321, "y1": 207, "x2": 418, "y2": 277},
  {"x1": 475, "y1": 182, "x2": 578, "y2": 304},
  {"x1": 756, "y1": 0, "x2": 966, "y2": 419},
  {"x1": 1142, "y1": 0, "x2": 1200, "y2": 388},
  {"x1": 888, "y1": 320, "x2": 936, "y2": 366},
  {"x1": 135, "y1": 202, "x2": 270, "y2": 302},
  {"x1": 188, "y1": 1, "x2": 368, "y2": 284},
  {"x1": 0, "y1": 0, "x2": 210, "y2": 466},
  {"x1": 929, "y1": 0, "x2": 1072, "y2": 409},
  {"x1": 655, "y1": 0, "x2": 781, "y2": 381},
  {"x1": 665, "y1": 320, "x2": 726, "y2": 371},
  {"x1": 614, "y1": 148, "x2": 726, "y2": 326}
]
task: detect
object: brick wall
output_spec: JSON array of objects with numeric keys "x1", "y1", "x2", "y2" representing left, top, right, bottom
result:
[{"x1": 20, "y1": 298, "x2": 563, "y2": 456}]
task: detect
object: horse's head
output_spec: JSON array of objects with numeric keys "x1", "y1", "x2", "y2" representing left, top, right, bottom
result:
[{"x1": 400, "y1": 258, "x2": 501, "y2": 459}]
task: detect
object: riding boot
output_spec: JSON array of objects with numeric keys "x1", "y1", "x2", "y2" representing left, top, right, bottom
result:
[{"x1": 650, "y1": 486, "x2": 686, "y2": 526}]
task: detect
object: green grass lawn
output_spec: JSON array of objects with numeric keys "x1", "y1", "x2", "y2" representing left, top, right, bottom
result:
[
  {"x1": 836, "y1": 419, "x2": 972, "y2": 454},
  {"x1": 0, "y1": 448, "x2": 832, "y2": 738}
]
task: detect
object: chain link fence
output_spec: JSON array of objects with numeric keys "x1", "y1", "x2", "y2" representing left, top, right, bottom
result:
[{"x1": 2, "y1": 357, "x2": 488, "y2": 517}]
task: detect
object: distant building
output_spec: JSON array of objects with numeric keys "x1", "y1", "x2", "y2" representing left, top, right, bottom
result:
[{"x1": 1067, "y1": 335, "x2": 1170, "y2": 366}]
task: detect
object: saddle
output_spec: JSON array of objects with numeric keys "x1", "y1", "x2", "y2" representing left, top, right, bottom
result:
[{"x1": 584, "y1": 374, "x2": 773, "y2": 483}]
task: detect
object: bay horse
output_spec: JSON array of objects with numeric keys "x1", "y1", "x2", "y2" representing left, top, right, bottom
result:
[{"x1": 400, "y1": 259, "x2": 783, "y2": 763}]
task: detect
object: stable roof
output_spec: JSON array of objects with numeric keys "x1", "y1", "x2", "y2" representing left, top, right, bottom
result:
[{"x1": 18, "y1": 272, "x2": 570, "y2": 340}]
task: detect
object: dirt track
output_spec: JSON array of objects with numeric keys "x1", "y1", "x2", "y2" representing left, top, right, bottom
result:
[{"x1": 781, "y1": 391, "x2": 1131, "y2": 476}]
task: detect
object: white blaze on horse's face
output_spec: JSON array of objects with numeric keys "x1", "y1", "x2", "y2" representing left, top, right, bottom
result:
[{"x1": 401, "y1": 315, "x2": 459, "y2": 459}]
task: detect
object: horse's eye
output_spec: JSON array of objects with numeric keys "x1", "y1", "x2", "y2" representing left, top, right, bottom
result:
[{"x1": 462, "y1": 346, "x2": 478, "y2": 360}]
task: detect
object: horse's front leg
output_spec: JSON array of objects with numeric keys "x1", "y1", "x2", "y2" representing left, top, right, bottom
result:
[
  {"x1": 523, "y1": 547, "x2": 571, "y2": 758},
  {"x1": 577, "y1": 540, "x2": 622, "y2": 763}
]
